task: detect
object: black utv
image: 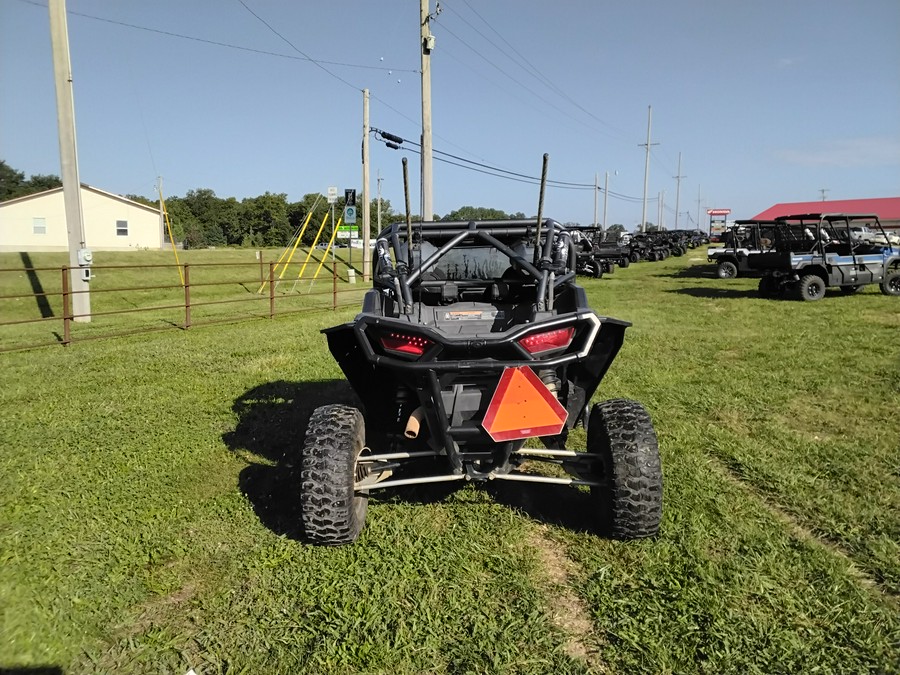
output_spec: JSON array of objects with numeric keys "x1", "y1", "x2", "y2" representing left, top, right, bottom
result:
[
  {"x1": 299, "y1": 218, "x2": 662, "y2": 544},
  {"x1": 707, "y1": 219, "x2": 781, "y2": 279},
  {"x1": 749, "y1": 213, "x2": 900, "y2": 300}
]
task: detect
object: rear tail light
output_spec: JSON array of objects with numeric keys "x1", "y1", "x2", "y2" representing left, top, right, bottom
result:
[
  {"x1": 379, "y1": 331, "x2": 434, "y2": 357},
  {"x1": 517, "y1": 326, "x2": 575, "y2": 355}
]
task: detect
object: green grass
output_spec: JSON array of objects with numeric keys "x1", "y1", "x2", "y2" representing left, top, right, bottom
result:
[{"x1": 1, "y1": 251, "x2": 898, "y2": 673}]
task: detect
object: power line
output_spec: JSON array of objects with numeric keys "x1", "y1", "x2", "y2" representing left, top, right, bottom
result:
[
  {"x1": 374, "y1": 129, "x2": 651, "y2": 201},
  {"x1": 448, "y1": 0, "x2": 628, "y2": 142}
]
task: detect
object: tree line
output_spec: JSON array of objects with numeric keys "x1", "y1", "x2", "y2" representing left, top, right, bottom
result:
[{"x1": 2, "y1": 159, "x2": 636, "y2": 248}]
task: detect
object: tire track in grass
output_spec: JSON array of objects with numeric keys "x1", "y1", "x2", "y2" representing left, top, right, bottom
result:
[
  {"x1": 707, "y1": 454, "x2": 899, "y2": 607},
  {"x1": 525, "y1": 525, "x2": 606, "y2": 672}
]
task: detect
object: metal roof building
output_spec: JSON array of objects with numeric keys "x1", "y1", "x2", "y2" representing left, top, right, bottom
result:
[{"x1": 752, "y1": 197, "x2": 900, "y2": 230}]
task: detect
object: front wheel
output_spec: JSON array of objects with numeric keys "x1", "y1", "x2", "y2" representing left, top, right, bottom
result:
[
  {"x1": 299, "y1": 404, "x2": 368, "y2": 545},
  {"x1": 717, "y1": 260, "x2": 738, "y2": 279},
  {"x1": 586, "y1": 399, "x2": 662, "y2": 539},
  {"x1": 795, "y1": 274, "x2": 826, "y2": 301},
  {"x1": 881, "y1": 271, "x2": 900, "y2": 296},
  {"x1": 630, "y1": 251, "x2": 641, "y2": 263},
  {"x1": 618, "y1": 257, "x2": 630, "y2": 269}
]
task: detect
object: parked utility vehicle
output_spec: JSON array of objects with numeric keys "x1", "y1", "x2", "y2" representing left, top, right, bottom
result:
[
  {"x1": 749, "y1": 213, "x2": 900, "y2": 300},
  {"x1": 707, "y1": 219, "x2": 780, "y2": 278},
  {"x1": 299, "y1": 217, "x2": 662, "y2": 544}
]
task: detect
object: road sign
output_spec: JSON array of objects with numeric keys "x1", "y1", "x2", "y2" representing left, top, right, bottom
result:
[
  {"x1": 707, "y1": 208, "x2": 731, "y2": 216},
  {"x1": 336, "y1": 229, "x2": 359, "y2": 239},
  {"x1": 327, "y1": 186, "x2": 338, "y2": 204},
  {"x1": 344, "y1": 205, "x2": 357, "y2": 224},
  {"x1": 344, "y1": 189, "x2": 356, "y2": 207}
]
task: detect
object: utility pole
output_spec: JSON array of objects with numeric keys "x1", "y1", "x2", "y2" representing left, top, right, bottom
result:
[
  {"x1": 697, "y1": 184, "x2": 702, "y2": 232},
  {"x1": 819, "y1": 188, "x2": 829, "y2": 201},
  {"x1": 593, "y1": 173, "x2": 599, "y2": 227},
  {"x1": 420, "y1": 0, "x2": 435, "y2": 221},
  {"x1": 377, "y1": 171, "x2": 383, "y2": 232},
  {"x1": 639, "y1": 105, "x2": 659, "y2": 233},
  {"x1": 49, "y1": 0, "x2": 90, "y2": 321},
  {"x1": 362, "y1": 88, "x2": 371, "y2": 281},
  {"x1": 603, "y1": 171, "x2": 611, "y2": 232},
  {"x1": 657, "y1": 191, "x2": 665, "y2": 231},
  {"x1": 673, "y1": 152, "x2": 685, "y2": 229}
]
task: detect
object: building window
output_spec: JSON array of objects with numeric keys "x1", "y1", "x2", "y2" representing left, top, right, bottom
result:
[
  {"x1": 116, "y1": 220, "x2": 128, "y2": 236},
  {"x1": 33, "y1": 217, "x2": 47, "y2": 235}
]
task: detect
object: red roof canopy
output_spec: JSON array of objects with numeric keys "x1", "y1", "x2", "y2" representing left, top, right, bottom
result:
[{"x1": 752, "y1": 197, "x2": 900, "y2": 221}]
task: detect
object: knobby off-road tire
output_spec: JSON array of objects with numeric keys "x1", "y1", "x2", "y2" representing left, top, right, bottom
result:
[
  {"x1": 618, "y1": 257, "x2": 630, "y2": 269},
  {"x1": 795, "y1": 274, "x2": 826, "y2": 301},
  {"x1": 717, "y1": 260, "x2": 738, "y2": 279},
  {"x1": 758, "y1": 275, "x2": 780, "y2": 299},
  {"x1": 630, "y1": 251, "x2": 641, "y2": 263},
  {"x1": 299, "y1": 404, "x2": 368, "y2": 545},
  {"x1": 587, "y1": 399, "x2": 662, "y2": 539},
  {"x1": 880, "y1": 271, "x2": 900, "y2": 296}
]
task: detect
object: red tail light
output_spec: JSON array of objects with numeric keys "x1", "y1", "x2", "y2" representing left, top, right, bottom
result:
[
  {"x1": 379, "y1": 331, "x2": 434, "y2": 357},
  {"x1": 517, "y1": 326, "x2": 575, "y2": 355}
]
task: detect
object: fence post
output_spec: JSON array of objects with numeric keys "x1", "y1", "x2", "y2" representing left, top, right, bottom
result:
[
  {"x1": 332, "y1": 260, "x2": 338, "y2": 310},
  {"x1": 183, "y1": 264, "x2": 191, "y2": 329},
  {"x1": 258, "y1": 250, "x2": 264, "y2": 286},
  {"x1": 61, "y1": 266, "x2": 71, "y2": 346},
  {"x1": 269, "y1": 262, "x2": 276, "y2": 318}
]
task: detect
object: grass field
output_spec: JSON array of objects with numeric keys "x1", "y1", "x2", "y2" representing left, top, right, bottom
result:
[{"x1": 1, "y1": 250, "x2": 898, "y2": 673}]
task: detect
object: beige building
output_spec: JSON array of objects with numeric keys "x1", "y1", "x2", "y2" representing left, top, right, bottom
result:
[{"x1": 0, "y1": 184, "x2": 163, "y2": 252}]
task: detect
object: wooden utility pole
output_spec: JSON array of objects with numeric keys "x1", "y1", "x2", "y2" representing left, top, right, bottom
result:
[
  {"x1": 362, "y1": 88, "x2": 371, "y2": 281},
  {"x1": 674, "y1": 152, "x2": 685, "y2": 229},
  {"x1": 49, "y1": 0, "x2": 90, "y2": 321},
  {"x1": 420, "y1": 0, "x2": 434, "y2": 221},
  {"x1": 639, "y1": 105, "x2": 658, "y2": 233},
  {"x1": 593, "y1": 173, "x2": 599, "y2": 227},
  {"x1": 603, "y1": 171, "x2": 612, "y2": 232}
]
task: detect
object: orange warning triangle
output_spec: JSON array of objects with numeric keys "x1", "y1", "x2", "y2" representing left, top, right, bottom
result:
[{"x1": 482, "y1": 366, "x2": 568, "y2": 442}]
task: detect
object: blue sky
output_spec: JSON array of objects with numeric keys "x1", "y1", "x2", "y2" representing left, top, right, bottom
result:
[{"x1": 2, "y1": 0, "x2": 899, "y2": 229}]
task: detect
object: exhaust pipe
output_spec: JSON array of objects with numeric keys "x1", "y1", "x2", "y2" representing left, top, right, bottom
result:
[{"x1": 404, "y1": 407, "x2": 426, "y2": 439}]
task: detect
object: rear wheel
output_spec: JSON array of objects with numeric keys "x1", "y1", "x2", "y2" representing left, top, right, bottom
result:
[
  {"x1": 299, "y1": 404, "x2": 368, "y2": 545},
  {"x1": 586, "y1": 399, "x2": 662, "y2": 539},
  {"x1": 758, "y1": 275, "x2": 779, "y2": 298},
  {"x1": 618, "y1": 257, "x2": 630, "y2": 269},
  {"x1": 630, "y1": 251, "x2": 641, "y2": 263},
  {"x1": 795, "y1": 274, "x2": 826, "y2": 301},
  {"x1": 717, "y1": 260, "x2": 738, "y2": 279},
  {"x1": 881, "y1": 271, "x2": 900, "y2": 296}
]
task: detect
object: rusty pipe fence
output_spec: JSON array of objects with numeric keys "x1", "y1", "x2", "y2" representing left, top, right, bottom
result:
[{"x1": 0, "y1": 260, "x2": 365, "y2": 353}]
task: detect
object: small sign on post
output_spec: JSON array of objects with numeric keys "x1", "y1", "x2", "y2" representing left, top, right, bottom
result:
[
  {"x1": 327, "y1": 186, "x2": 338, "y2": 204},
  {"x1": 344, "y1": 205, "x2": 357, "y2": 224}
]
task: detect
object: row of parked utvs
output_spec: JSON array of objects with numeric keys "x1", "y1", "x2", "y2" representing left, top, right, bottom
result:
[
  {"x1": 299, "y1": 217, "x2": 663, "y2": 545},
  {"x1": 571, "y1": 227, "x2": 709, "y2": 278},
  {"x1": 707, "y1": 213, "x2": 900, "y2": 300}
]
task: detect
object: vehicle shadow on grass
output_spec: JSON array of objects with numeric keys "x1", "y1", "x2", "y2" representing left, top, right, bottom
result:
[
  {"x1": 665, "y1": 286, "x2": 759, "y2": 299},
  {"x1": 224, "y1": 380, "x2": 611, "y2": 539},
  {"x1": 223, "y1": 379, "x2": 466, "y2": 540},
  {"x1": 223, "y1": 379, "x2": 360, "y2": 539},
  {"x1": 652, "y1": 264, "x2": 716, "y2": 279},
  {"x1": 484, "y1": 482, "x2": 600, "y2": 535}
]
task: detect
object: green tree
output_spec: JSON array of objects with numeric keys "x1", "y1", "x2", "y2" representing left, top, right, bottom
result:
[
  {"x1": 1, "y1": 160, "x2": 62, "y2": 200},
  {"x1": 163, "y1": 197, "x2": 198, "y2": 246},
  {"x1": 241, "y1": 192, "x2": 290, "y2": 247},
  {"x1": 0, "y1": 160, "x2": 26, "y2": 200},
  {"x1": 441, "y1": 206, "x2": 511, "y2": 221},
  {"x1": 607, "y1": 223, "x2": 626, "y2": 234}
]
